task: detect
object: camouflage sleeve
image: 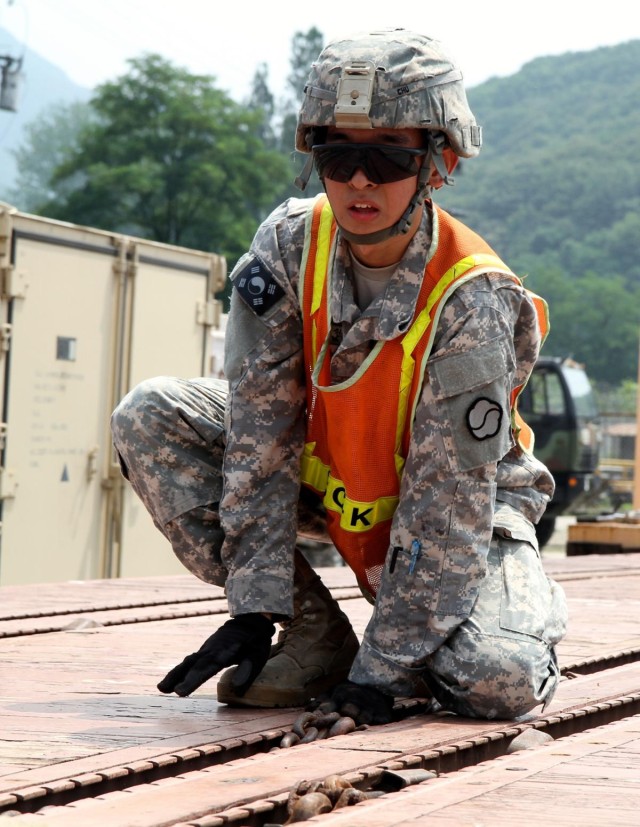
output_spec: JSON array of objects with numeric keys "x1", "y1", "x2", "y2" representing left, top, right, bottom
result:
[
  {"x1": 220, "y1": 200, "x2": 309, "y2": 619},
  {"x1": 349, "y1": 274, "x2": 544, "y2": 696}
]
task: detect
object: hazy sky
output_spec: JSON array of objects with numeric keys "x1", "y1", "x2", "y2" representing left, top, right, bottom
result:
[{"x1": 1, "y1": 0, "x2": 639, "y2": 101}]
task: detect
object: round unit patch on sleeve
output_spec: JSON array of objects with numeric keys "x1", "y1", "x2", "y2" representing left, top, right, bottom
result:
[
  {"x1": 233, "y1": 257, "x2": 285, "y2": 316},
  {"x1": 466, "y1": 397, "x2": 503, "y2": 440}
]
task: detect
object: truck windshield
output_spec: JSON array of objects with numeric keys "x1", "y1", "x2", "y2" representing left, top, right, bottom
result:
[
  {"x1": 520, "y1": 369, "x2": 564, "y2": 417},
  {"x1": 562, "y1": 365, "x2": 598, "y2": 418},
  {"x1": 518, "y1": 362, "x2": 598, "y2": 422}
]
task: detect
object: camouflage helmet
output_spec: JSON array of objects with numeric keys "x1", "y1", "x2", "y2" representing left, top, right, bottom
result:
[{"x1": 295, "y1": 28, "x2": 482, "y2": 158}]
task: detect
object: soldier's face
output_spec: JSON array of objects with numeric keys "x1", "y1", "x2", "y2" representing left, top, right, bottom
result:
[{"x1": 320, "y1": 126, "x2": 426, "y2": 263}]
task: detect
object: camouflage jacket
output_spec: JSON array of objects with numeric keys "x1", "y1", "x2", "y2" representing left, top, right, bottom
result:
[{"x1": 220, "y1": 196, "x2": 554, "y2": 697}]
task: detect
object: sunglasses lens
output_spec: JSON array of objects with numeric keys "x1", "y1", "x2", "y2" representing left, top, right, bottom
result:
[
  {"x1": 313, "y1": 144, "x2": 424, "y2": 184},
  {"x1": 313, "y1": 147, "x2": 360, "y2": 183},
  {"x1": 368, "y1": 147, "x2": 422, "y2": 182}
]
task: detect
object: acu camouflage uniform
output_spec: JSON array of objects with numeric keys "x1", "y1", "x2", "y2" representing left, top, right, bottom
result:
[{"x1": 112, "y1": 194, "x2": 568, "y2": 720}]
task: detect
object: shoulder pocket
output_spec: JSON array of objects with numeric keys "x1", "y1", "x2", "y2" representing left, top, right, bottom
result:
[
  {"x1": 429, "y1": 336, "x2": 515, "y2": 471},
  {"x1": 430, "y1": 335, "x2": 514, "y2": 399}
]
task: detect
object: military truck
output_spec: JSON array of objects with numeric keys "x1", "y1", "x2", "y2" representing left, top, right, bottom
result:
[{"x1": 518, "y1": 357, "x2": 600, "y2": 547}]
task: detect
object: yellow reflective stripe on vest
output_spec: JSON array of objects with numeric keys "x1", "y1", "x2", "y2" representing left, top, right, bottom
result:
[
  {"x1": 301, "y1": 443, "x2": 398, "y2": 533},
  {"x1": 311, "y1": 199, "x2": 334, "y2": 316},
  {"x1": 299, "y1": 196, "x2": 335, "y2": 366},
  {"x1": 312, "y1": 200, "x2": 334, "y2": 365},
  {"x1": 300, "y1": 443, "x2": 330, "y2": 491},
  {"x1": 393, "y1": 254, "x2": 515, "y2": 471},
  {"x1": 324, "y1": 475, "x2": 399, "y2": 533}
]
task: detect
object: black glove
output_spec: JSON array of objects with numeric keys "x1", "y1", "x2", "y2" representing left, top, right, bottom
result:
[
  {"x1": 157, "y1": 613, "x2": 275, "y2": 697},
  {"x1": 311, "y1": 680, "x2": 394, "y2": 726}
]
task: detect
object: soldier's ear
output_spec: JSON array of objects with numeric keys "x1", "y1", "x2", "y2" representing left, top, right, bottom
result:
[{"x1": 428, "y1": 148, "x2": 459, "y2": 189}]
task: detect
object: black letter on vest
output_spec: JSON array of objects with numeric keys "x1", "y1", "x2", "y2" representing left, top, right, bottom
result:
[{"x1": 350, "y1": 507, "x2": 373, "y2": 527}]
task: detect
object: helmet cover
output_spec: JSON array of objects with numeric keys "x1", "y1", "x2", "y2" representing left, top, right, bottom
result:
[{"x1": 296, "y1": 28, "x2": 482, "y2": 158}]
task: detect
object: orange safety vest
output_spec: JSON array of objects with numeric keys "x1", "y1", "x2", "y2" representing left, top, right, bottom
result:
[{"x1": 299, "y1": 195, "x2": 548, "y2": 597}]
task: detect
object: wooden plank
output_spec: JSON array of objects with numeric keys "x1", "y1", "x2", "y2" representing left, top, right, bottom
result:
[
  {"x1": 543, "y1": 551, "x2": 640, "y2": 576},
  {"x1": 0, "y1": 576, "x2": 225, "y2": 621},
  {"x1": 4, "y1": 554, "x2": 640, "y2": 630},
  {"x1": 2, "y1": 562, "x2": 640, "y2": 778},
  {"x1": 568, "y1": 521, "x2": 640, "y2": 550},
  {"x1": 2, "y1": 557, "x2": 640, "y2": 824},
  {"x1": 2, "y1": 662, "x2": 640, "y2": 824},
  {"x1": 307, "y1": 714, "x2": 640, "y2": 827},
  {"x1": 0, "y1": 567, "x2": 358, "y2": 617}
]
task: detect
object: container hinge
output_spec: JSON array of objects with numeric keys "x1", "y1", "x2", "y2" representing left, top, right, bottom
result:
[
  {"x1": 1, "y1": 264, "x2": 29, "y2": 299},
  {"x1": 0, "y1": 323, "x2": 12, "y2": 353},
  {"x1": 86, "y1": 445, "x2": 99, "y2": 482},
  {"x1": 0, "y1": 467, "x2": 17, "y2": 500},
  {"x1": 196, "y1": 298, "x2": 220, "y2": 328},
  {"x1": 0, "y1": 206, "x2": 15, "y2": 260},
  {"x1": 209, "y1": 255, "x2": 227, "y2": 294},
  {"x1": 101, "y1": 461, "x2": 123, "y2": 491}
]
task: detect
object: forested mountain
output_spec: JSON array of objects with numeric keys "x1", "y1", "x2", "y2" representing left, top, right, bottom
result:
[{"x1": 435, "y1": 40, "x2": 640, "y2": 382}]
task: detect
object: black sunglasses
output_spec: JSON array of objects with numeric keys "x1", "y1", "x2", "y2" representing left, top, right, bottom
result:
[{"x1": 312, "y1": 143, "x2": 427, "y2": 185}]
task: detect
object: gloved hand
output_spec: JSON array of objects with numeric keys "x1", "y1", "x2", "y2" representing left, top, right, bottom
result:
[
  {"x1": 310, "y1": 680, "x2": 395, "y2": 726},
  {"x1": 157, "y1": 613, "x2": 275, "y2": 697}
]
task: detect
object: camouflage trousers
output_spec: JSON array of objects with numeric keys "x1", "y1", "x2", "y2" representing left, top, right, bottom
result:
[
  {"x1": 423, "y1": 528, "x2": 567, "y2": 719},
  {"x1": 111, "y1": 375, "x2": 567, "y2": 719}
]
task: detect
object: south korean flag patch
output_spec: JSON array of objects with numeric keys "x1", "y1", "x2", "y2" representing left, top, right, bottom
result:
[{"x1": 233, "y1": 257, "x2": 285, "y2": 316}]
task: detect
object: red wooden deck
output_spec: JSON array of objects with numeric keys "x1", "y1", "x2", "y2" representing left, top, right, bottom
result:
[{"x1": 2, "y1": 553, "x2": 640, "y2": 825}]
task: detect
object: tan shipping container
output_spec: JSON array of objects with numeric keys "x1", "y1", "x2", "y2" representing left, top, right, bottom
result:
[{"x1": 0, "y1": 203, "x2": 226, "y2": 585}]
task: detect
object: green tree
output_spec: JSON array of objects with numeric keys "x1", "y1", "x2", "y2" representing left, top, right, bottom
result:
[
  {"x1": 41, "y1": 54, "x2": 291, "y2": 269},
  {"x1": 246, "y1": 62, "x2": 276, "y2": 148},
  {"x1": 284, "y1": 28, "x2": 325, "y2": 106},
  {"x1": 280, "y1": 26, "x2": 325, "y2": 149},
  {"x1": 276, "y1": 27, "x2": 325, "y2": 200},
  {"x1": 8, "y1": 100, "x2": 94, "y2": 213},
  {"x1": 527, "y1": 266, "x2": 640, "y2": 384}
]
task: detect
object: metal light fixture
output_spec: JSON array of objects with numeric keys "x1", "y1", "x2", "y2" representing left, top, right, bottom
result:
[{"x1": 0, "y1": 55, "x2": 24, "y2": 112}]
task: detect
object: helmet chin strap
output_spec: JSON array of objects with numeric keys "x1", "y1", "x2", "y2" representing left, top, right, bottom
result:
[{"x1": 337, "y1": 163, "x2": 432, "y2": 245}]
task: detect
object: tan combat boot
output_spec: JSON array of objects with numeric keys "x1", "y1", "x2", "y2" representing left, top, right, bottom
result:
[{"x1": 216, "y1": 550, "x2": 359, "y2": 707}]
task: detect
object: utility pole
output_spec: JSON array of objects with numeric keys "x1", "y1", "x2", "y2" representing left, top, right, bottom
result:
[
  {"x1": 1, "y1": 0, "x2": 24, "y2": 112},
  {"x1": 634, "y1": 334, "x2": 640, "y2": 510},
  {"x1": 0, "y1": 55, "x2": 23, "y2": 111}
]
